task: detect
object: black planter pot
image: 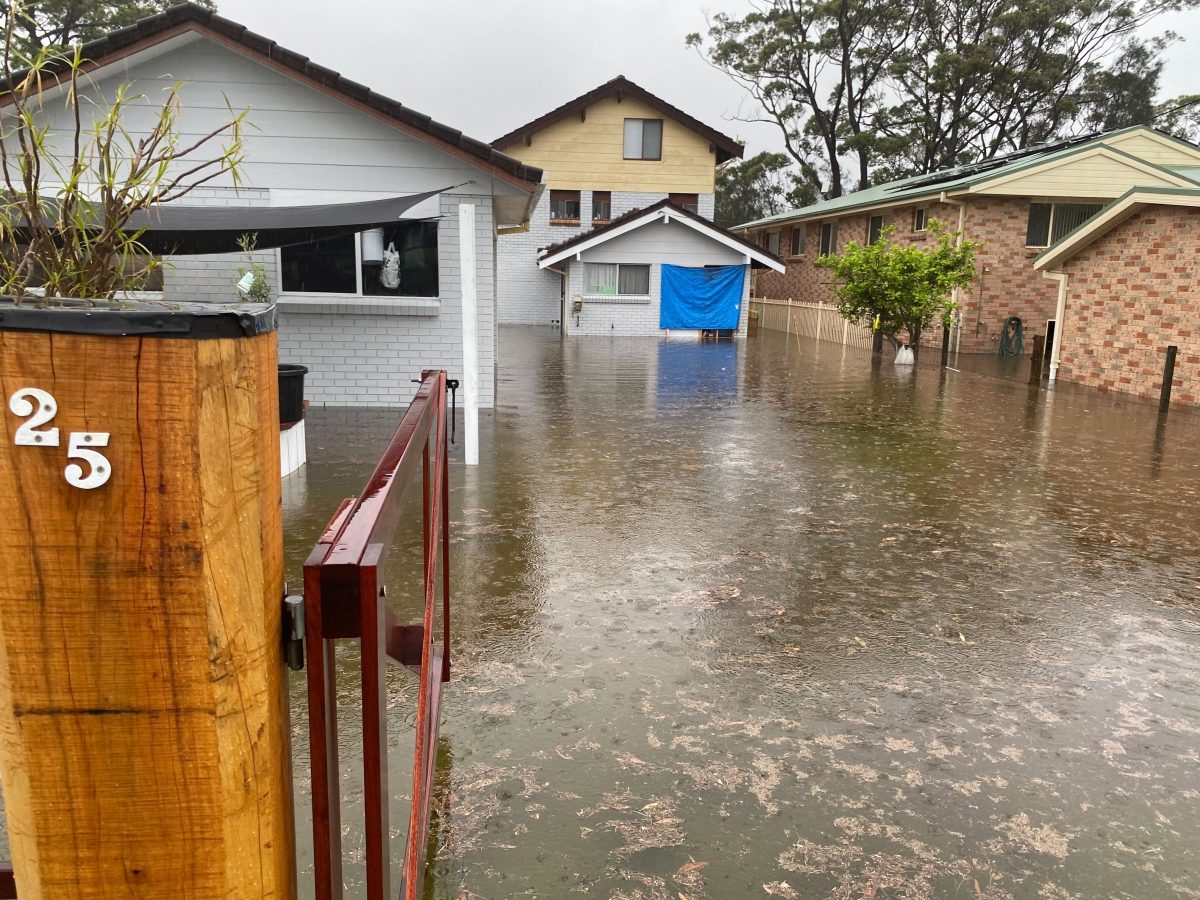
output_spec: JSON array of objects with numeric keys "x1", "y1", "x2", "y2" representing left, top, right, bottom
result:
[{"x1": 278, "y1": 363, "x2": 308, "y2": 425}]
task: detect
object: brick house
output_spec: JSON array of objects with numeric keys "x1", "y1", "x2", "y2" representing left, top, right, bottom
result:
[
  {"x1": 37, "y1": 3, "x2": 544, "y2": 408},
  {"x1": 739, "y1": 127, "x2": 1200, "y2": 356},
  {"x1": 1033, "y1": 187, "x2": 1200, "y2": 408},
  {"x1": 492, "y1": 76, "x2": 743, "y2": 327}
]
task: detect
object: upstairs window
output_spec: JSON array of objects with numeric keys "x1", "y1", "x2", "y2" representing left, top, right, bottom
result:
[
  {"x1": 1026, "y1": 202, "x2": 1104, "y2": 247},
  {"x1": 766, "y1": 230, "x2": 780, "y2": 256},
  {"x1": 550, "y1": 189, "x2": 581, "y2": 224},
  {"x1": 913, "y1": 207, "x2": 928, "y2": 232},
  {"x1": 669, "y1": 192, "x2": 699, "y2": 214},
  {"x1": 790, "y1": 226, "x2": 805, "y2": 256},
  {"x1": 584, "y1": 262, "x2": 651, "y2": 296},
  {"x1": 623, "y1": 118, "x2": 663, "y2": 160},
  {"x1": 819, "y1": 222, "x2": 837, "y2": 256},
  {"x1": 868, "y1": 215, "x2": 885, "y2": 245},
  {"x1": 592, "y1": 191, "x2": 612, "y2": 223}
]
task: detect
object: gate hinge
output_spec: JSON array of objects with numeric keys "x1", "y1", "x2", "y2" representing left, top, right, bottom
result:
[{"x1": 282, "y1": 592, "x2": 305, "y2": 671}]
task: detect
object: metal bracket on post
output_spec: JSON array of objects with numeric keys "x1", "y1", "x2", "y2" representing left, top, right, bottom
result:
[{"x1": 283, "y1": 593, "x2": 305, "y2": 671}]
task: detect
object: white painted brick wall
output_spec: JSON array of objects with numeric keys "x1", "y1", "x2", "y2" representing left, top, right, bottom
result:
[
  {"x1": 496, "y1": 190, "x2": 715, "y2": 326},
  {"x1": 161, "y1": 189, "x2": 497, "y2": 408}
]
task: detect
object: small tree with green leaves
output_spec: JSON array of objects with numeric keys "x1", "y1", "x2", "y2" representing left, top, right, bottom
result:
[
  {"x1": 0, "y1": 0, "x2": 246, "y2": 303},
  {"x1": 818, "y1": 221, "x2": 977, "y2": 355}
]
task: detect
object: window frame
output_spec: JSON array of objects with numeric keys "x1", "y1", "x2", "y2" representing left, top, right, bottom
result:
[
  {"x1": 789, "y1": 226, "x2": 805, "y2": 257},
  {"x1": 623, "y1": 118, "x2": 664, "y2": 161},
  {"x1": 279, "y1": 231, "x2": 362, "y2": 298},
  {"x1": 819, "y1": 222, "x2": 837, "y2": 256},
  {"x1": 668, "y1": 192, "x2": 699, "y2": 214},
  {"x1": 582, "y1": 261, "x2": 652, "y2": 298},
  {"x1": 867, "y1": 215, "x2": 884, "y2": 245},
  {"x1": 766, "y1": 230, "x2": 781, "y2": 256},
  {"x1": 278, "y1": 226, "x2": 442, "y2": 299},
  {"x1": 549, "y1": 189, "x2": 582, "y2": 225},
  {"x1": 913, "y1": 207, "x2": 928, "y2": 232},
  {"x1": 1025, "y1": 201, "x2": 1105, "y2": 248},
  {"x1": 591, "y1": 190, "x2": 612, "y2": 224}
]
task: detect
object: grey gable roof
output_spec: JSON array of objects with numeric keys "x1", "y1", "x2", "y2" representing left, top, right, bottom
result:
[{"x1": 5, "y1": 2, "x2": 544, "y2": 190}]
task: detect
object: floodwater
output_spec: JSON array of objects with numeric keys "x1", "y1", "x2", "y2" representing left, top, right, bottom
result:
[{"x1": 283, "y1": 327, "x2": 1200, "y2": 899}]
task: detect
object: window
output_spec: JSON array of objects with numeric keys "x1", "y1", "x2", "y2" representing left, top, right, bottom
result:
[
  {"x1": 550, "y1": 189, "x2": 581, "y2": 224},
  {"x1": 592, "y1": 191, "x2": 612, "y2": 223},
  {"x1": 790, "y1": 226, "x2": 805, "y2": 256},
  {"x1": 913, "y1": 208, "x2": 928, "y2": 232},
  {"x1": 282, "y1": 232, "x2": 357, "y2": 294},
  {"x1": 623, "y1": 118, "x2": 663, "y2": 160},
  {"x1": 669, "y1": 192, "x2": 699, "y2": 214},
  {"x1": 819, "y1": 222, "x2": 837, "y2": 256},
  {"x1": 281, "y1": 223, "x2": 439, "y2": 297},
  {"x1": 766, "y1": 231, "x2": 780, "y2": 255},
  {"x1": 1026, "y1": 202, "x2": 1104, "y2": 247},
  {"x1": 868, "y1": 215, "x2": 884, "y2": 245},
  {"x1": 583, "y1": 262, "x2": 651, "y2": 296},
  {"x1": 361, "y1": 221, "x2": 438, "y2": 297}
]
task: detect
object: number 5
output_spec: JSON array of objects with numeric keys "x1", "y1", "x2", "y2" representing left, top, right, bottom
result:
[{"x1": 65, "y1": 432, "x2": 111, "y2": 490}]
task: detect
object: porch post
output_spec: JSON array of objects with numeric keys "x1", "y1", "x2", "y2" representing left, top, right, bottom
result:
[
  {"x1": 459, "y1": 202, "x2": 480, "y2": 466},
  {"x1": 0, "y1": 301, "x2": 294, "y2": 898}
]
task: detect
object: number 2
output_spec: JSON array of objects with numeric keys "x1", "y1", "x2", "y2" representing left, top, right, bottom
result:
[
  {"x1": 8, "y1": 388, "x2": 60, "y2": 447},
  {"x1": 64, "y1": 432, "x2": 111, "y2": 490}
]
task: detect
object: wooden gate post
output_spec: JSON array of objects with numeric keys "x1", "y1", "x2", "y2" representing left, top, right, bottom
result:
[{"x1": 0, "y1": 301, "x2": 295, "y2": 898}]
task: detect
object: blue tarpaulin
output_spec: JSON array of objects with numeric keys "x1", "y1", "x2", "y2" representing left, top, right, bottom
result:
[{"x1": 659, "y1": 264, "x2": 746, "y2": 330}]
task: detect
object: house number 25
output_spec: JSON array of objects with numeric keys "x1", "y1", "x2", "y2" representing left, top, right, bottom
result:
[{"x1": 8, "y1": 388, "x2": 112, "y2": 489}]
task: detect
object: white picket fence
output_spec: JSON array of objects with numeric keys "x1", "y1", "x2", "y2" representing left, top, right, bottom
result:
[
  {"x1": 749, "y1": 297, "x2": 961, "y2": 354},
  {"x1": 749, "y1": 298, "x2": 875, "y2": 351}
]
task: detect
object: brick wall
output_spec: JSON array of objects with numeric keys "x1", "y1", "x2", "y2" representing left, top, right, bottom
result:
[
  {"x1": 1056, "y1": 205, "x2": 1200, "y2": 407},
  {"x1": 962, "y1": 196, "x2": 1059, "y2": 353},
  {"x1": 497, "y1": 190, "x2": 715, "y2": 326},
  {"x1": 750, "y1": 197, "x2": 1060, "y2": 354}
]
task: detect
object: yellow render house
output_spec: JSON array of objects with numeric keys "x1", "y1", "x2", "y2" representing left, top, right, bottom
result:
[{"x1": 493, "y1": 76, "x2": 743, "y2": 327}]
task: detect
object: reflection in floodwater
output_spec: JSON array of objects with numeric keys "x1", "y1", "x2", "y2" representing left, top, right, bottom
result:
[{"x1": 285, "y1": 327, "x2": 1200, "y2": 899}]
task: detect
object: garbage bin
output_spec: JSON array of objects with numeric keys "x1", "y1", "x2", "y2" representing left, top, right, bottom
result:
[{"x1": 278, "y1": 363, "x2": 308, "y2": 425}]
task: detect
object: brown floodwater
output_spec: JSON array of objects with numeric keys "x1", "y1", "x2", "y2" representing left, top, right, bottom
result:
[{"x1": 281, "y1": 326, "x2": 1200, "y2": 899}]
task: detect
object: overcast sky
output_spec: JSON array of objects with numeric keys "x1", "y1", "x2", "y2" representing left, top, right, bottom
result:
[{"x1": 220, "y1": 0, "x2": 1200, "y2": 161}]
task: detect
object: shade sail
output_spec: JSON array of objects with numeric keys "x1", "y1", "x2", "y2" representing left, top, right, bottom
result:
[{"x1": 80, "y1": 187, "x2": 448, "y2": 255}]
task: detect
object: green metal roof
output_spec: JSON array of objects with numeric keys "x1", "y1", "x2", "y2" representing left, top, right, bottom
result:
[{"x1": 739, "y1": 127, "x2": 1200, "y2": 231}]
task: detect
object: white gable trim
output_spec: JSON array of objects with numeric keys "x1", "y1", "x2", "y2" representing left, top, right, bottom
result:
[{"x1": 539, "y1": 208, "x2": 785, "y2": 272}]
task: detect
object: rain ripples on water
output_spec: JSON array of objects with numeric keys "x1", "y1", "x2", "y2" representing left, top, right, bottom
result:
[{"x1": 283, "y1": 327, "x2": 1200, "y2": 899}]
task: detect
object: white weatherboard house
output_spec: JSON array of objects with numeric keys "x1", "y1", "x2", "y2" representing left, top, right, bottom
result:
[
  {"x1": 41, "y1": 3, "x2": 543, "y2": 408},
  {"x1": 538, "y1": 200, "x2": 784, "y2": 338}
]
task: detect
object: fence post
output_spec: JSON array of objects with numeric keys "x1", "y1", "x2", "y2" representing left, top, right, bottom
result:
[
  {"x1": 1029, "y1": 334, "x2": 1045, "y2": 383},
  {"x1": 1160, "y1": 345, "x2": 1179, "y2": 413},
  {"x1": 0, "y1": 301, "x2": 294, "y2": 897}
]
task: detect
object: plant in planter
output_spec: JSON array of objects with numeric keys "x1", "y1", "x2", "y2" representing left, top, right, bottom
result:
[
  {"x1": 236, "y1": 232, "x2": 272, "y2": 303},
  {"x1": 819, "y1": 220, "x2": 978, "y2": 359},
  {"x1": 0, "y1": 0, "x2": 247, "y2": 303}
]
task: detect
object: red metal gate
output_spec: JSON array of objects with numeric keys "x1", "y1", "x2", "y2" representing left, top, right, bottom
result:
[{"x1": 303, "y1": 369, "x2": 452, "y2": 900}]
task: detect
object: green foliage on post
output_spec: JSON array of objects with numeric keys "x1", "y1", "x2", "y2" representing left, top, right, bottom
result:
[{"x1": 817, "y1": 220, "x2": 977, "y2": 352}]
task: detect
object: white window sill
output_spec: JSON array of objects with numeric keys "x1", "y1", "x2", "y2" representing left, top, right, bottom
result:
[
  {"x1": 277, "y1": 295, "x2": 441, "y2": 316},
  {"x1": 582, "y1": 294, "x2": 651, "y2": 305}
]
